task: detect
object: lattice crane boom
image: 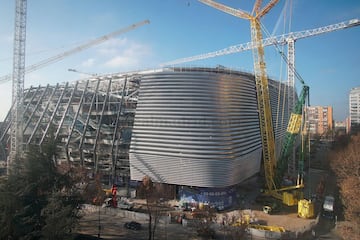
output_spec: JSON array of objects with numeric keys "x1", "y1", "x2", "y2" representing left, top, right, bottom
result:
[
  {"x1": 251, "y1": 0, "x2": 262, "y2": 16},
  {"x1": 162, "y1": 18, "x2": 359, "y2": 66},
  {"x1": 256, "y1": 0, "x2": 279, "y2": 18},
  {"x1": 10, "y1": 0, "x2": 27, "y2": 164},
  {"x1": 250, "y1": 16, "x2": 277, "y2": 191},
  {"x1": 199, "y1": 0, "x2": 279, "y2": 191},
  {"x1": 162, "y1": 19, "x2": 360, "y2": 162},
  {"x1": 199, "y1": 0, "x2": 252, "y2": 19},
  {"x1": 0, "y1": 20, "x2": 150, "y2": 84}
]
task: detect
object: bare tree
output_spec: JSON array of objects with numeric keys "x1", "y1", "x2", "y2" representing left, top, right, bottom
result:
[
  {"x1": 141, "y1": 176, "x2": 165, "y2": 240},
  {"x1": 224, "y1": 211, "x2": 248, "y2": 240},
  {"x1": 191, "y1": 207, "x2": 216, "y2": 239},
  {"x1": 330, "y1": 133, "x2": 360, "y2": 239}
]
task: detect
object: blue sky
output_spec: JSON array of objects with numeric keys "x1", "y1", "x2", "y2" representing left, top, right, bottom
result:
[{"x1": 0, "y1": 0, "x2": 359, "y2": 121}]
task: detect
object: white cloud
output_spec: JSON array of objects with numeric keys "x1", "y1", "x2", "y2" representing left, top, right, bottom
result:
[
  {"x1": 0, "y1": 82, "x2": 12, "y2": 121},
  {"x1": 104, "y1": 55, "x2": 138, "y2": 68},
  {"x1": 96, "y1": 38, "x2": 129, "y2": 56},
  {"x1": 25, "y1": 72, "x2": 48, "y2": 87},
  {"x1": 95, "y1": 38, "x2": 152, "y2": 70},
  {"x1": 0, "y1": 33, "x2": 13, "y2": 44},
  {"x1": 81, "y1": 58, "x2": 96, "y2": 68}
]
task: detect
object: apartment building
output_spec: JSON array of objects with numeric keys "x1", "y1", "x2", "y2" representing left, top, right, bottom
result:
[
  {"x1": 305, "y1": 106, "x2": 333, "y2": 137},
  {"x1": 349, "y1": 86, "x2": 360, "y2": 132}
]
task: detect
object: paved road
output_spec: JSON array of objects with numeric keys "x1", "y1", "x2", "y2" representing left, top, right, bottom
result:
[
  {"x1": 75, "y1": 207, "x2": 201, "y2": 240},
  {"x1": 303, "y1": 141, "x2": 342, "y2": 240}
]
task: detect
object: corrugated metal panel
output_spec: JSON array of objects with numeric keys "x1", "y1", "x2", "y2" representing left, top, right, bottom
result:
[
  {"x1": 129, "y1": 69, "x2": 267, "y2": 187},
  {"x1": 0, "y1": 67, "x2": 291, "y2": 186}
]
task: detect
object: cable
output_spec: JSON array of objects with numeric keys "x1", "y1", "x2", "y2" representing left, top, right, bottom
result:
[{"x1": 260, "y1": 20, "x2": 306, "y2": 86}]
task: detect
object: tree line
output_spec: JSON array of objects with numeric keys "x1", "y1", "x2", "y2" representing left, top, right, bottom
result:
[
  {"x1": 329, "y1": 132, "x2": 360, "y2": 239},
  {"x1": 0, "y1": 141, "x2": 82, "y2": 239}
]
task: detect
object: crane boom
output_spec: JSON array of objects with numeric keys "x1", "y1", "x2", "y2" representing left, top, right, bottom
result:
[
  {"x1": 161, "y1": 18, "x2": 360, "y2": 66},
  {"x1": 276, "y1": 85, "x2": 309, "y2": 186},
  {"x1": 251, "y1": 17, "x2": 278, "y2": 191},
  {"x1": 199, "y1": 0, "x2": 251, "y2": 19},
  {"x1": 198, "y1": 0, "x2": 280, "y2": 191},
  {"x1": 0, "y1": 20, "x2": 150, "y2": 84}
]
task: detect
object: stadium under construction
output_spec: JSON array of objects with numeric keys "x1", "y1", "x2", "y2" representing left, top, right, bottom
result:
[{"x1": 0, "y1": 66, "x2": 294, "y2": 209}]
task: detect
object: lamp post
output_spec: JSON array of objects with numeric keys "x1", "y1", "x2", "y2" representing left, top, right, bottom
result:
[
  {"x1": 98, "y1": 205, "x2": 101, "y2": 239},
  {"x1": 68, "y1": 68, "x2": 98, "y2": 77}
]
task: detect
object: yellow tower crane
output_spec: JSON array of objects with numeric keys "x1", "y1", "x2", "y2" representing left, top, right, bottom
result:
[
  {"x1": 199, "y1": 0, "x2": 279, "y2": 194},
  {"x1": 199, "y1": 1, "x2": 311, "y2": 215}
]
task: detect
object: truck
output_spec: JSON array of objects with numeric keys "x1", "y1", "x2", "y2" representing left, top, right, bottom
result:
[{"x1": 322, "y1": 195, "x2": 335, "y2": 219}]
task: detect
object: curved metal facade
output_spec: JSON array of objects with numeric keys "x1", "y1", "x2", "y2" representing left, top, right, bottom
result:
[
  {"x1": 0, "y1": 67, "x2": 291, "y2": 188},
  {"x1": 129, "y1": 67, "x2": 290, "y2": 188}
]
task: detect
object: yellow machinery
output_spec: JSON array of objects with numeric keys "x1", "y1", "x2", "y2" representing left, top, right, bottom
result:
[
  {"x1": 248, "y1": 224, "x2": 285, "y2": 233},
  {"x1": 298, "y1": 199, "x2": 315, "y2": 218},
  {"x1": 103, "y1": 188, "x2": 113, "y2": 196},
  {"x1": 199, "y1": 0, "x2": 313, "y2": 217}
]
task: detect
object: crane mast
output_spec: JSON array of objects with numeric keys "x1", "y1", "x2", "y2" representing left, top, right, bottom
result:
[
  {"x1": 10, "y1": 0, "x2": 27, "y2": 165},
  {"x1": 199, "y1": 0, "x2": 279, "y2": 191},
  {"x1": 250, "y1": 17, "x2": 277, "y2": 191}
]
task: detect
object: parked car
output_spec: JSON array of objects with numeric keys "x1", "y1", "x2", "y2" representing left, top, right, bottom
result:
[
  {"x1": 124, "y1": 221, "x2": 141, "y2": 230},
  {"x1": 102, "y1": 198, "x2": 114, "y2": 208},
  {"x1": 102, "y1": 197, "x2": 134, "y2": 210},
  {"x1": 118, "y1": 198, "x2": 134, "y2": 210},
  {"x1": 322, "y1": 195, "x2": 335, "y2": 220}
]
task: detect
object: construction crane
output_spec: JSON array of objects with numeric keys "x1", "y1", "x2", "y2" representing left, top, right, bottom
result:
[
  {"x1": 161, "y1": 18, "x2": 360, "y2": 67},
  {"x1": 10, "y1": 0, "x2": 27, "y2": 165},
  {"x1": 162, "y1": 17, "x2": 360, "y2": 112},
  {"x1": 162, "y1": 17, "x2": 360, "y2": 177},
  {"x1": 0, "y1": 19, "x2": 150, "y2": 84},
  {"x1": 4, "y1": 18, "x2": 149, "y2": 167},
  {"x1": 276, "y1": 84, "x2": 309, "y2": 186},
  {"x1": 198, "y1": 1, "x2": 314, "y2": 213},
  {"x1": 198, "y1": 0, "x2": 280, "y2": 193},
  {"x1": 161, "y1": 18, "x2": 359, "y2": 114}
]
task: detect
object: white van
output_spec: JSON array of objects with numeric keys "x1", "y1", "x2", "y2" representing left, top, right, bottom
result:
[{"x1": 322, "y1": 195, "x2": 335, "y2": 219}]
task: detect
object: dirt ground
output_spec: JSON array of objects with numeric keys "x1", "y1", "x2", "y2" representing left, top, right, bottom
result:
[
  {"x1": 75, "y1": 195, "x2": 323, "y2": 240},
  {"x1": 75, "y1": 141, "x2": 342, "y2": 239},
  {"x1": 75, "y1": 206, "x2": 200, "y2": 240},
  {"x1": 74, "y1": 171, "x2": 336, "y2": 239}
]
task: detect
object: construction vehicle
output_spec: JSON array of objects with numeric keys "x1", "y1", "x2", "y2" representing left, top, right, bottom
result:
[
  {"x1": 232, "y1": 213, "x2": 286, "y2": 238},
  {"x1": 247, "y1": 224, "x2": 285, "y2": 239},
  {"x1": 298, "y1": 198, "x2": 315, "y2": 219},
  {"x1": 322, "y1": 195, "x2": 335, "y2": 219},
  {"x1": 198, "y1": 0, "x2": 313, "y2": 217}
]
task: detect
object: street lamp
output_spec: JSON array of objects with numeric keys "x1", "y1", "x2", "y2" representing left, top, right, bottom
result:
[{"x1": 68, "y1": 68, "x2": 98, "y2": 76}]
